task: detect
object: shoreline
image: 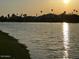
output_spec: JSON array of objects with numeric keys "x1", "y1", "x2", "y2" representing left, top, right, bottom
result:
[{"x1": 0, "y1": 30, "x2": 31, "y2": 59}]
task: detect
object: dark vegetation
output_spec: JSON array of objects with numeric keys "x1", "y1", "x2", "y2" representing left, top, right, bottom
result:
[
  {"x1": 0, "y1": 31, "x2": 31, "y2": 59},
  {"x1": 0, "y1": 11, "x2": 79, "y2": 23}
]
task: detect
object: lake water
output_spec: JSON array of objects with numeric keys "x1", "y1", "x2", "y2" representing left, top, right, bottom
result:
[{"x1": 0, "y1": 22, "x2": 79, "y2": 59}]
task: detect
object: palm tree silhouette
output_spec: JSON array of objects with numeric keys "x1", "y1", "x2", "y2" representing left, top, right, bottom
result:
[
  {"x1": 73, "y1": 9, "x2": 78, "y2": 14},
  {"x1": 36, "y1": 13, "x2": 37, "y2": 16},
  {"x1": 7, "y1": 14, "x2": 10, "y2": 18},
  {"x1": 76, "y1": 10, "x2": 78, "y2": 12},
  {"x1": 23, "y1": 14, "x2": 27, "y2": 17},
  {"x1": 73, "y1": 9, "x2": 76, "y2": 12},
  {"x1": 40, "y1": 10, "x2": 43, "y2": 14},
  {"x1": 51, "y1": 9, "x2": 53, "y2": 13}
]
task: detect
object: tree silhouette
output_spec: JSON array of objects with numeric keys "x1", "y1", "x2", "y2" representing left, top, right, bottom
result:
[
  {"x1": 73, "y1": 9, "x2": 76, "y2": 12},
  {"x1": 11, "y1": 14, "x2": 16, "y2": 17},
  {"x1": 23, "y1": 14, "x2": 27, "y2": 17},
  {"x1": 0, "y1": 10, "x2": 79, "y2": 22},
  {"x1": 7, "y1": 14, "x2": 10, "y2": 18},
  {"x1": 51, "y1": 9, "x2": 53, "y2": 13},
  {"x1": 40, "y1": 10, "x2": 43, "y2": 14},
  {"x1": 36, "y1": 13, "x2": 37, "y2": 16},
  {"x1": 73, "y1": 9, "x2": 78, "y2": 14}
]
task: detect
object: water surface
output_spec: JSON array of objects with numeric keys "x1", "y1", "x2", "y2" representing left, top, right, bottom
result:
[{"x1": 0, "y1": 22, "x2": 79, "y2": 59}]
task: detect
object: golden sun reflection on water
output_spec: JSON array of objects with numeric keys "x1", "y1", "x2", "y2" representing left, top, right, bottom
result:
[{"x1": 63, "y1": 22, "x2": 69, "y2": 59}]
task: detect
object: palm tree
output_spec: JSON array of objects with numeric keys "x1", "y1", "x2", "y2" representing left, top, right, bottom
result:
[
  {"x1": 73, "y1": 9, "x2": 76, "y2": 12},
  {"x1": 23, "y1": 14, "x2": 27, "y2": 17},
  {"x1": 73, "y1": 9, "x2": 78, "y2": 14},
  {"x1": 20, "y1": 13, "x2": 23, "y2": 17},
  {"x1": 7, "y1": 14, "x2": 10, "y2": 18},
  {"x1": 40, "y1": 10, "x2": 43, "y2": 14},
  {"x1": 36, "y1": 13, "x2": 37, "y2": 16},
  {"x1": 76, "y1": 10, "x2": 78, "y2": 12},
  {"x1": 11, "y1": 14, "x2": 16, "y2": 17},
  {"x1": 51, "y1": 9, "x2": 53, "y2": 13},
  {"x1": 16, "y1": 13, "x2": 18, "y2": 16}
]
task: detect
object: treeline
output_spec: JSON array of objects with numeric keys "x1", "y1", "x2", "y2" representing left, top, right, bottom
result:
[{"x1": 0, "y1": 13, "x2": 79, "y2": 23}]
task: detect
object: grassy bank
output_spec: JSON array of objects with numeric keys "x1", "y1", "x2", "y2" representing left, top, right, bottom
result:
[{"x1": 0, "y1": 31, "x2": 31, "y2": 59}]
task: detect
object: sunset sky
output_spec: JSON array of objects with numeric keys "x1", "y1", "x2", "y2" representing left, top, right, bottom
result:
[{"x1": 0, "y1": 0, "x2": 78, "y2": 16}]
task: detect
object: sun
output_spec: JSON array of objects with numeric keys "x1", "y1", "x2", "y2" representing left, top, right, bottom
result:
[{"x1": 64, "y1": 0, "x2": 70, "y2": 4}]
